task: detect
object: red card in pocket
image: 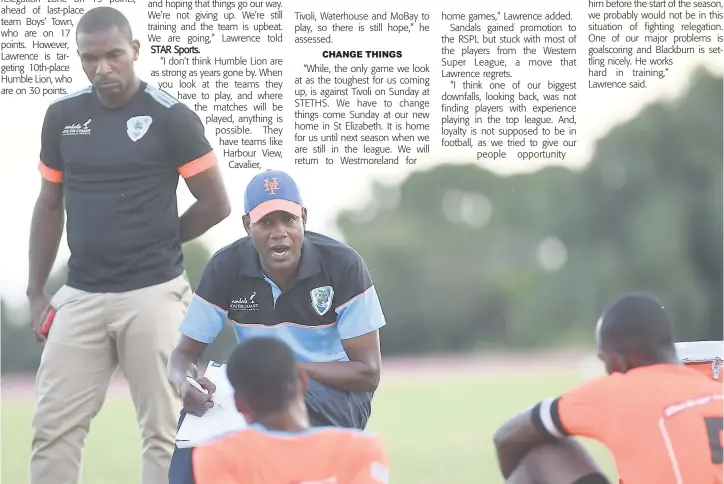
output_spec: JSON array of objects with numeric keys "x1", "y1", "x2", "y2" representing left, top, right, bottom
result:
[{"x1": 40, "y1": 307, "x2": 56, "y2": 338}]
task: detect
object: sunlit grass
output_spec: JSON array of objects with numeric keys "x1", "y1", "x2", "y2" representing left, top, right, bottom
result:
[{"x1": 2, "y1": 371, "x2": 616, "y2": 483}]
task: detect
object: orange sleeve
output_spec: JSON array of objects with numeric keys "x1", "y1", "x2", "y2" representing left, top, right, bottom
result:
[
  {"x1": 39, "y1": 160, "x2": 63, "y2": 183},
  {"x1": 38, "y1": 106, "x2": 64, "y2": 182},
  {"x1": 347, "y1": 435, "x2": 390, "y2": 484},
  {"x1": 532, "y1": 374, "x2": 622, "y2": 440},
  {"x1": 177, "y1": 150, "x2": 217, "y2": 179},
  {"x1": 191, "y1": 445, "x2": 239, "y2": 484},
  {"x1": 166, "y1": 103, "x2": 217, "y2": 178}
]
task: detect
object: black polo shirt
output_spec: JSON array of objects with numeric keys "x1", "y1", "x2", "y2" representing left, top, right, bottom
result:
[
  {"x1": 38, "y1": 81, "x2": 217, "y2": 292},
  {"x1": 178, "y1": 231, "x2": 387, "y2": 363}
]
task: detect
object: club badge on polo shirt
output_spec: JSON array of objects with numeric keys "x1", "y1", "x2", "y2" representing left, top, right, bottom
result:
[
  {"x1": 127, "y1": 115, "x2": 152, "y2": 142},
  {"x1": 310, "y1": 286, "x2": 334, "y2": 316}
]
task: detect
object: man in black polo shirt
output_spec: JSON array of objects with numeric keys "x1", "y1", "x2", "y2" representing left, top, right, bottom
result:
[
  {"x1": 27, "y1": 7, "x2": 230, "y2": 484},
  {"x1": 166, "y1": 169, "x2": 387, "y2": 484}
]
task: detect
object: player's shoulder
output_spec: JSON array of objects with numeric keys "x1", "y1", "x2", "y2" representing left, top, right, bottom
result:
[
  {"x1": 141, "y1": 81, "x2": 200, "y2": 122},
  {"x1": 45, "y1": 85, "x2": 93, "y2": 118},
  {"x1": 48, "y1": 85, "x2": 93, "y2": 107},
  {"x1": 677, "y1": 366, "x2": 724, "y2": 393},
  {"x1": 560, "y1": 372, "x2": 626, "y2": 401},
  {"x1": 338, "y1": 429, "x2": 389, "y2": 484},
  {"x1": 305, "y1": 231, "x2": 367, "y2": 270},
  {"x1": 334, "y1": 428, "x2": 388, "y2": 478},
  {"x1": 140, "y1": 82, "x2": 184, "y2": 109},
  {"x1": 193, "y1": 428, "x2": 252, "y2": 462},
  {"x1": 319, "y1": 426, "x2": 386, "y2": 452},
  {"x1": 331, "y1": 425, "x2": 380, "y2": 440},
  {"x1": 302, "y1": 424, "x2": 375, "y2": 439}
]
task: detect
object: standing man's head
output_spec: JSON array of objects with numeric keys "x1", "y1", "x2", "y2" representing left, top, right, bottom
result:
[
  {"x1": 76, "y1": 7, "x2": 140, "y2": 103},
  {"x1": 595, "y1": 292, "x2": 678, "y2": 374},
  {"x1": 226, "y1": 337, "x2": 309, "y2": 429},
  {"x1": 243, "y1": 170, "x2": 307, "y2": 282}
]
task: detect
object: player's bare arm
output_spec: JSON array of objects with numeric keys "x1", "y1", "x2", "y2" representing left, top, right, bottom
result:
[
  {"x1": 27, "y1": 178, "x2": 65, "y2": 341},
  {"x1": 494, "y1": 405, "x2": 602, "y2": 482},
  {"x1": 493, "y1": 406, "x2": 553, "y2": 479},
  {"x1": 298, "y1": 330, "x2": 382, "y2": 392},
  {"x1": 168, "y1": 335, "x2": 216, "y2": 416},
  {"x1": 179, "y1": 163, "x2": 230, "y2": 243}
]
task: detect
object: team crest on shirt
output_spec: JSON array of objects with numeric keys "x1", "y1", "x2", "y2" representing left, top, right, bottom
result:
[
  {"x1": 126, "y1": 116, "x2": 153, "y2": 142},
  {"x1": 310, "y1": 286, "x2": 334, "y2": 316}
]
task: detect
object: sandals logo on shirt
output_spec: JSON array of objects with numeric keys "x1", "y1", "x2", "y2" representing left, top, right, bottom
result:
[
  {"x1": 126, "y1": 116, "x2": 152, "y2": 142},
  {"x1": 229, "y1": 291, "x2": 259, "y2": 312},
  {"x1": 61, "y1": 118, "x2": 92, "y2": 136},
  {"x1": 310, "y1": 286, "x2": 334, "y2": 316}
]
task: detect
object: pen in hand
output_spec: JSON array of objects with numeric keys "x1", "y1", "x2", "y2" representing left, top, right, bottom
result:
[
  {"x1": 184, "y1": 376, "x2": 219, "y2": 414},
  {"x1": 186, "y1": 376, "x2": 210, "y2": 395}
]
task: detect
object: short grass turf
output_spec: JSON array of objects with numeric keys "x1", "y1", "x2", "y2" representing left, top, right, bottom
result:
[{"x1": 1, "y1": 371, "x2": 616, "y2": 483}]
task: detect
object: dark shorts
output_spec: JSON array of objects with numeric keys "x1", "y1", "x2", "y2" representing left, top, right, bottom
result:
[
  {"x1": 572, "y1": 474, "x2": 610, "y2": 484},
  {"x1": 168, "y1": 378, "x2": 373, "y2": 484}
]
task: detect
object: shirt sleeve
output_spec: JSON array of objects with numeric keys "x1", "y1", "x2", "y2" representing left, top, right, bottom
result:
[
  {"x1": 335, "y1": 255, "x2": 386, "y2": 340},
  {"x1": 178, "y1": 256, "x2": 229, "y2": 344},
  {"x1": 530, "y1": 374, "x2": 622, "y2": 441},
  {"x1": 348, "y1": 435, "x2": 390, "y2": 484},
  {"x1": 38, "y1": 105, "x2": 63, "y2": 183},
  {"x1": 192, "y1": 446, "x2": 238, "y2": 484},
  {"x1": 166, "y1": 102, "x2": 218, "y2": 179}
]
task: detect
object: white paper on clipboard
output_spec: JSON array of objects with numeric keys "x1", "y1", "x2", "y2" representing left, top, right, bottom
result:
[{"x1": 174, "y1": 360, "x2": 247, "y2": 448}]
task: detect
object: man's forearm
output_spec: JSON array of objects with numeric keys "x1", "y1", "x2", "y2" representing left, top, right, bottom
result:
[
  {"x1": 179, "y1": 198, "x2": 230, "y2": 243},
  {"x1": 298, "y1": 361, "x2": 380, "y2": 393},
  {"x1": 167, "y1": 348, "x2": 200, "y2": 393},
  {"x1": 27, "y1": 200, "x2": 64, "y2": 296}
]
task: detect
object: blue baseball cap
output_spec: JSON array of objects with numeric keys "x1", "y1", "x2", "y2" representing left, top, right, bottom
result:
[{"x1": 244, "y1": 170, "x2": 303, "y2": 223}]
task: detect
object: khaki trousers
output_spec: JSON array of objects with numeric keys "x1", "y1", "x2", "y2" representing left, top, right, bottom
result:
[{"x1": 30, "y1": 274, "x2": 191, "y2": 484}]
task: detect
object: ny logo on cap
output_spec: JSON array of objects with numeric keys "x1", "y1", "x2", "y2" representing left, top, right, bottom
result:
[{"x1": 264, "y1": 177, "x2": 279, "y2": 195}]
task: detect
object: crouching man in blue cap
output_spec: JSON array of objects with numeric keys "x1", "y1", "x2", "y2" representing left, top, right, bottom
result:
[{"x1": 166, "y1": 170, "x2": 388, "y2": 484}]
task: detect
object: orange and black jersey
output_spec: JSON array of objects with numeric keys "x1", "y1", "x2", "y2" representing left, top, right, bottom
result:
[
  {"x1": 39, "y1": 82, "x2": 216, "y2": 292},
  {"x1": 532, "y1": 364, "x2": 723, "y2": 484}
]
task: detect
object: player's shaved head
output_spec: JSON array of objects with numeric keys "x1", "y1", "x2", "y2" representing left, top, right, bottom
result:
[
  {"x1": 226, "y1": 337, "x2": 302, "y2": 417},
  {"x1": 596, "y1": 292, "x2": 678, "y2": 373},
  {"x1": 76, "y1": 7, "x2": 133, "y2": 43}
]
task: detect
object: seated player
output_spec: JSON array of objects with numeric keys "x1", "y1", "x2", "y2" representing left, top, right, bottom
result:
[
  {"x1": 493, "y1": 292, "x2": 723, "y2": 484},
  {"x1": 192, "y1": 337, "x2": 389, "y2": 484}
]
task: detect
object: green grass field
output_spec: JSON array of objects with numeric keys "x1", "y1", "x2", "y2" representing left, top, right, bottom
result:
[{"x1": 1, "y1": 371, "x2": 617, "y2": 483}]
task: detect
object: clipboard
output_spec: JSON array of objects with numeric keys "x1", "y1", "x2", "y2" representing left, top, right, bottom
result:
[{"x1": 174, "y1": 360, "x2": 247, "y2": 448}]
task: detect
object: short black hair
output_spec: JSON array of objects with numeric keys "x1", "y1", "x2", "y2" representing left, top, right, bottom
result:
[
  {"x1": 226, "y1": 337, "x2": 299, "y2": 414},
  {"x1": 599, "y1": 292, "x2": 676, "y2": 361},
  {"x1": 76, "y1": 7, "x2": 133, "y2": 42}
]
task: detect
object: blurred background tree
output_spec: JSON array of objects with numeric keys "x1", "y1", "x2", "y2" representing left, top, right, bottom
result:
[
  {"x1": 2, "y1": 67, "x2": 721, "y2": 373},
  {"x1": 337, "y1": 66, "x2": 722, "y2": 353}
]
